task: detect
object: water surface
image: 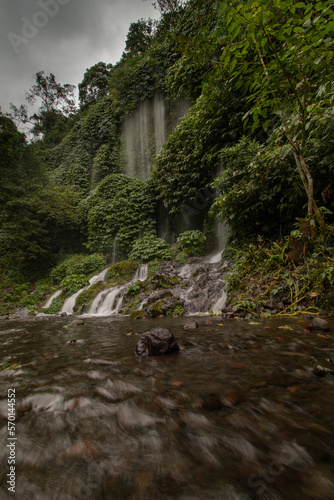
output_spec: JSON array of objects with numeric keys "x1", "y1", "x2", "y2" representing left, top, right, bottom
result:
[{"x1": 1, "y1": 316, "x2": 334, "y2": 499}]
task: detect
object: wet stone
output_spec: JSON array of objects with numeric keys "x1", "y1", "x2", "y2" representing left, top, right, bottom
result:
[
  {"x1": 311, "y1": 318, "x2": 330, "y2": 332},
  {"x1": 183, "y1": 320, "x2": 198, "y2": 330},
  {"x1": 68, "y1": 319, "x2": 84, "y2": 326},
  {"x1": 135, "y1": 328, "x2": 179, "y2": 357}
]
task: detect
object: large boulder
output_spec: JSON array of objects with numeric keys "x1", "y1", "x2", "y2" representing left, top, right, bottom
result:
[{"x1": 135, "y1": 328, "x2": 179, "y2": 357}]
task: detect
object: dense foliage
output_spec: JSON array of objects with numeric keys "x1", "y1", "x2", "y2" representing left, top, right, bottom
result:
[
  {"x1": 1, "y1": 0, "x2": 333, "y2": 315},
  {"x1": 81, "y1": 174, "x2": 156, "y2": 256}
]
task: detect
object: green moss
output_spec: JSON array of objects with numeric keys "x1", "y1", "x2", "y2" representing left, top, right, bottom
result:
[
  {"x1": 129, "y1": 310, "x2": 145, "y2": 319},
  {"x1": 106, "y1": 260, "x2": 139, "y2": 283},
  {"x1": 45, "y1": 294, "x2": 64, "y2": 314}
]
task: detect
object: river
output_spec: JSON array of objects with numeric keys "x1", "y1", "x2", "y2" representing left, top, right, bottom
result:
[{"x1": 1, "y1": 315, "x2": 334, "y2": 499}]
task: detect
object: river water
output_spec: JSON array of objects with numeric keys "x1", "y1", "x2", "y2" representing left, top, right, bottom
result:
[{"x1": 1, "y1": 315, "x2": 334, "y2": 499}]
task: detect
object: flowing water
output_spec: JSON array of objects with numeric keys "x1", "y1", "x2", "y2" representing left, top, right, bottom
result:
[
  {"x1": 1, "y1": 315, "x2": 334, "y2": 499},
  {"x1": 89, "y1": 265, "x2": 148, "y2": 316}
]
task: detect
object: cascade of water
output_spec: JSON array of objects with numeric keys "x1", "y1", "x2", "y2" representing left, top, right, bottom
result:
[
  {"x1": 154, "y1": 93, "x2": 166, "y2": 155},
  {"x1": 123, "y1": 100, "x2": 151, "y2": 181},
  {"x1": 61, "y1": 286, "x2": 90, "y2": 315},
  {"x1": 89, "y1": 267, "x2": 110, "y2": 285},
  {"x1": 88, "y1": 263, "x2": 148, "y2": 316},
  {"x1": 59, "y1": 267, "x2": 110, "y2": 315},
  {"x1": 43, "y1": 290, "x2": 63, "y2": 309},
  {"x1": 133, "y1": 263, "x2": 148, "y2": 281},
  {"x1": 175, "y1": 261, "x2": 227, "y2": 314},
  {"x1": 207, "y1": 221, "x2": 230, "y2": 263}
]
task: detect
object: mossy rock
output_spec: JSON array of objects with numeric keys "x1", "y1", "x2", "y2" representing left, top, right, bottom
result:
[
  {"x1": 129, "y1": 310, "x2": 145, "y2": 319},
  {"x1": 106, "y1": 260, "x2": 139, "y2": 283}
]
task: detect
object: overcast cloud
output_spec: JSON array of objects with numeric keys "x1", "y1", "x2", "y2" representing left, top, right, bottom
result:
[{"x1": 0, "y1": 0, "x2": 158, "y2": 114}]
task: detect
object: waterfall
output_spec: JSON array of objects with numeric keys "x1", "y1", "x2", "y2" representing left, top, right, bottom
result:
[
  {"x1": 43, "y1": 290, "x2": 63, "y2": 309},
  {"x1": 59, "y1": 267, "x2": 110, "y2": 315},
  {"x1": 61, "y1": 286, "x2": 90, "y2": 315},
  {"x1": 89, "y1": 264, "x2": 148, "y2": 316},
  {"x1": 89, "y1": 267, "x2": 110, "y2": 285},
  {"x1": 122, "y1": 94, "x2": 190, "y2": 182},
  {"x1": 207, "y1": 221, "x2": 230, "y2": 263},
  {"x1": 176, "y1": 261, "x2": 227, "y2": 314},
  {"x1": 133, "y1": 263, "x2": 148, "y2": 281},
  {"x1": 154, "y1": 93, "x2": 166, "y2": 155},
  {"x1": 123, "y1": 99, "x2": 151, "y2": 181}
]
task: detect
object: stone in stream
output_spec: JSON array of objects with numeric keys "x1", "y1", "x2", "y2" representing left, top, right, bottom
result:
[
  {"x1": 68, "y1": 319, "x2": 85, "y2": 326},
  {"x1": 311, "y1": 318, "x2": 330, "y2": 332},
  {"x1": 135, "y1": 328, "x2": 179, "y2": 357},
  {"x1": 183, "y1": 320, "x2": 198, "y2": 330}
]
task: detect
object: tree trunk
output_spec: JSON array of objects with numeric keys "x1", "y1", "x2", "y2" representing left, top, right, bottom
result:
[{"x1": 287, "y1": 135, "x2": 326, "y2": 235}]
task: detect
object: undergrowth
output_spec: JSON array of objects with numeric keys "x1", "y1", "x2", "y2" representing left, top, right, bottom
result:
[{"x1": 224, "y1": 228, "x2": 334, "y2": 316}]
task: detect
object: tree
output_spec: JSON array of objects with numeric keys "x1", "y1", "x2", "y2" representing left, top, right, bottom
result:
[
  {"x1": 78, "y1": 62, "x2": 112, "y2": 108},
  {"x1": 218, "y1": 0, "x2": 334, "y2": 233},
  {"x1": 10, "y1": 71, "x2": 76, "y2": 140},
  {"x1": 144, "y1": 0, "x2": 187, "y2": 14},
  {"x1": 124, "y1": 19, "x2": 154, "y2": 56}
]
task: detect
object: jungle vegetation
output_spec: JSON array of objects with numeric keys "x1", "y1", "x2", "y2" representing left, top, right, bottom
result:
[{"x1": 0, "y1": 0, "x2": 333, "y2": 315}]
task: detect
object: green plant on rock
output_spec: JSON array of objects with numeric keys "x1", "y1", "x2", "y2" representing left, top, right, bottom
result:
[
  {"x1": 81, "y1": 174, "x2": 156, "y2": 256},
  {"x1": 127, "y1": 280, "x2": 146, "y2": 296},
  {"x1": 105, "y1": 260, "x2": 139, "y2": 283},
  {"x1": 60, "y1": 274, "x2": 89, "y2": 297},
  {"x1": 129, "y1": 235, "x2": 174, "y2": 262},
  {"x1": 176, "y1": 230, "x2": 206, "y2": 256},
  {"x1": 50, "y1": 253, "x2": 106, "y2": 284},
  {"x1": 44, "y1": 295, "x2": 64, "y2": 314},
  {"x1": 166, "y1": 304, "x2": 185, "y2": 316}
]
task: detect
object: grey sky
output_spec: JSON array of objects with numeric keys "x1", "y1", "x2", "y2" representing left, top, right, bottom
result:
[{"x1": 0, "y1": 0, "x2": 158, "y2": 114}]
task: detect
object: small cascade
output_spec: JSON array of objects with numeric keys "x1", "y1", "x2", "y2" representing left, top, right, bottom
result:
[
  {"x1": 89, "y1": 267, "x2": 110, "y2": 285},
  {"x1": 89, "y1": 287, "x2": 124, "y2": 316},
  {"x1": 60, "y1": 266, "x2": 110, "y2": 315},
  {"x1": 123, "y1": 99, "x2": 151, "y2": 181},
  {"x1": 133, "y1": 263, "x2": 148, "y2": 281},
  {"x1": 61, "y1": 286, "x2": 90, "y2": 315},
  {"x1": 154, "y1": 93, "x2": 166, "y2": 155},
  {"x1": 207, "y1": 220, "x2": 230, "y2": 263},
  {"x1": 168, "y1": 260, "x2": 228, "y2": 315},
  {"x1": 43, "y1": 290, "x2": 62, "y2": 309},
  {"x1": 89, "y1": 264, "x2": 148, "y2": 316}
]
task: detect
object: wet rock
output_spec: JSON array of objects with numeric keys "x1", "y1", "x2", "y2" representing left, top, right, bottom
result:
[
  {"x1": 311, "y1": 318, "x2": 330, "y2": 332},
  {"x1": 183, "y1": 320, "x2": 198, "y2": 330},
  {"x1": 10, "y1": 307, "x2": 34, "y2": 319},
  {"x1": 0, "y1": 315, "x2": 9, "y2": 321},
  {"x1": 67, "y1": 339, "x2": 85, "y2": 345},
  {"x1": 129, "y1": 310, "x2": 145, "y2": 319},
  {"x1": 135, "y1": 328, "x2": 179, "y2": 356},
  {"x1": 147, "y1": 290, "x2": 173, "y2": 304},
  {"x1": 69, "y1": 319, "x2": 84, "y2": 326},
  {"x1": 145, "y1": 298, "x2": 184, "y2": 318}
]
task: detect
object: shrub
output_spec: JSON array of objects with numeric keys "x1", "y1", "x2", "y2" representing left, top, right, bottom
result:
[
  {"x1": 176, "y1": 230, "x2": 206, "y2": 256},
  {"x1": 50, "y1": 253, "x2": 106, "y2": 284},
  {"x1": 60, "y1": 274, "x2": 89, "y2": 297},
  {"x1": 129, "y1": 235, "x2": 174, "y2": 262}
]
